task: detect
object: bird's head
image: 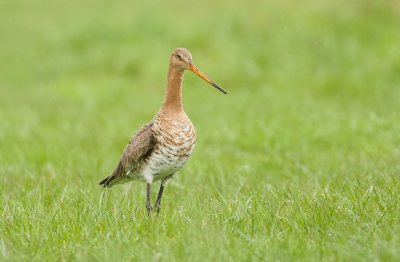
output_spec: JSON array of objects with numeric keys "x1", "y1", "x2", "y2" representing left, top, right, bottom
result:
[{"x1": 170, "y1": 48, "x2": 227, "y2": 94}]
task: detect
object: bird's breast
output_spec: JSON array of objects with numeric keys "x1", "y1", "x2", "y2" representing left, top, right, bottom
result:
[{"x1": 144, "y1": 117, "x2": 196, "y2": 180}]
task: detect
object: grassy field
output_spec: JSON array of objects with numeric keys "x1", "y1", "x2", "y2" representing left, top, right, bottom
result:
[{"x1": 1, "y1": 0, "x2": 400, "y2": 260}]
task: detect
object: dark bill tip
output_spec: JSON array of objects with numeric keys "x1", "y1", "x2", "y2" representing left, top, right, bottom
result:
[{"x1": 211, "y1": 81, "x2": 228, "y2": 94}]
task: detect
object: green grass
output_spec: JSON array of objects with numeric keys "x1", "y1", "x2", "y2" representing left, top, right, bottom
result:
[{"x1": 1, "y1": 0, "x2": 400, "y2": 260}]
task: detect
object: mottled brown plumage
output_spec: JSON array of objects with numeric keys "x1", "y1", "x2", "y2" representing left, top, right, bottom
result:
[
  {"x1": 99, "y1": 48, "x2": 227, "y2": 213},
  {"x1": 99, "y1": 122, "x2": 155, "y2": 187}
]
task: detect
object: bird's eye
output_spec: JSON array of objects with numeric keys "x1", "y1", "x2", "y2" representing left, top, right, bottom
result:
[{"x1": 176, "y1": 54, "x2": 182, "y2": 60}]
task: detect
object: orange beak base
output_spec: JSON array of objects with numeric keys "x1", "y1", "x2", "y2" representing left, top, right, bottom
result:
[{"x1": 188, "y1": 64, "x2": 227, "y2": 94}]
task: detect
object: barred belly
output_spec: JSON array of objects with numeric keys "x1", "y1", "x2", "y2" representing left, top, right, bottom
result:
[{"x1": 141, "y1": 127, "x2": 196, "y2": 182}]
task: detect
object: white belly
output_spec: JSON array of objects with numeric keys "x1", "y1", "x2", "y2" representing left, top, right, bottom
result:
[{"x1": 141, "y1": 142, "x2": 195, "y2": 183}]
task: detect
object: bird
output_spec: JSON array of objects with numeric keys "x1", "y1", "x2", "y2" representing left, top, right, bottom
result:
[{"x1": 99, "y1": 47, "x2": 227, "y2": 213}]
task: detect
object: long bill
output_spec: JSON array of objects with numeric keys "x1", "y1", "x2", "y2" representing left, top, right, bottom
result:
[{"x1": 188, "y1": 64, "x2": 227, "y2": 94}]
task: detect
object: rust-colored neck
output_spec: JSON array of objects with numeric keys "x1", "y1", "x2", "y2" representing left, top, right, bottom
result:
[{"x1": 161, "y1": 65, "x2": 185, "y2": 113}]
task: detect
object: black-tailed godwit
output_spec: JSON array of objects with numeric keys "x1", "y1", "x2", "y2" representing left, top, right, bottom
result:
[{"x1": 99, "y1": 48, "x2": 227, "y2": 213}]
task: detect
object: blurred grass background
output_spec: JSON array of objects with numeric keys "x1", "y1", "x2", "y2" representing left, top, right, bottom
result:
[{"x1": 1, "y1": 0, "x2": 400, "y2": 261}]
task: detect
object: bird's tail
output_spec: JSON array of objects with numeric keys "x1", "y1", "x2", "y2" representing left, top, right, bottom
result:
[
  {"x1": 99, "y1": 175, "x2": 115, "y2": 188},
  {"x1": 99, "y1": 161, "x2": 125, "y2": 188}
]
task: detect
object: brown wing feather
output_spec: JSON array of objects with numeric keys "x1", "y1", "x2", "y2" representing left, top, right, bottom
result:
[{"x1": 99, "y1": 121, "x2": 155, "y2": 187}]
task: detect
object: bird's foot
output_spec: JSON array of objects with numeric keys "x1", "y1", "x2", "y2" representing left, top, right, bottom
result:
[
  {"x1": 146, "y1": 203, "x2": 153, "y2": 214},
  {"x1": 155, "y1": 201, "x2": 161, "y2": 215}
]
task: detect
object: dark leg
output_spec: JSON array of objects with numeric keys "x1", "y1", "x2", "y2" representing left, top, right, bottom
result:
[
  {"x1": 155, "y1": 183, "x2": 165, "y2": 214},
  {"x1": 155, "y1": 175, "x2": 173, "y2": 214},
  {"x1": 146, "y1": 183, "x2": 152, "y2": 213}
]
